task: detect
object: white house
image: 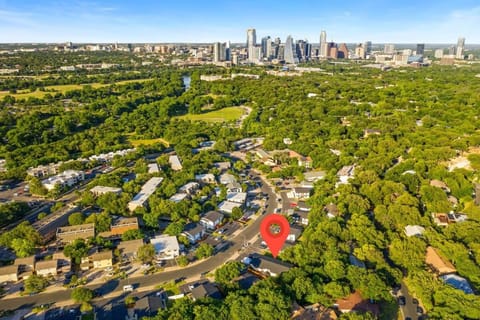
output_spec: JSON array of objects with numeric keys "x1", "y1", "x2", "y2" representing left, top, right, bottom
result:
[
  {"x1": 42, "y1": 170, "x2": 85, "y2": 191},
  {"x1": 404, "y1": 225, "x2": 425, "y2": 237},
  {"x1": 195, "y1": 173, "x2": 216, "y2": 184},
  {"x1": 169, "y1": 155, "x2": 183, "y2": 171},
  {"x1": 151, "y1": 235, "x2": 180, "y2": 260},
  {"x1": 179, "y1": 182, "x2": 200, "y2": 195},
  {"x1": 337, "y1": 165, "x2": 355, "y2": 186},
  {"x1": 219, "y1": 173, "x2": 236, "y2": 185},
  {"x1": 291, "y1": 187, "x2": 312, "y2": 199},
  {"x1": 200, "y1": 211, "x2": 224, "y2": 230},
  {"x1": 128, "y1": 177, "x2": 164, "y2": 212},
  {"x1": 90, "y1": 186, "x2": 122, "y2": 196},
  {"x1": 218, "y1": 201, "x2": 242, "y2": 214},
  {"x1": 286, "y1": 226, "x2": 303, "y2": 243},
  {"x1": 226, "y1": 192, "x2": 247, "y2": 204}
]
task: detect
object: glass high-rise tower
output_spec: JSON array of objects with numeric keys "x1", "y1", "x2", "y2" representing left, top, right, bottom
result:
[{"x1": 284, "y1": 35, "x2": 299, "y2": 64}]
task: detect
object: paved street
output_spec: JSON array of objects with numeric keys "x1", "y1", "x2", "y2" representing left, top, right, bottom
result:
[
  {"x1": 398, "y1": 280, "x2": 420, "y2": 320},
  {"x1": 0, "y1": 169, "x2": 279, "y2": 313}
]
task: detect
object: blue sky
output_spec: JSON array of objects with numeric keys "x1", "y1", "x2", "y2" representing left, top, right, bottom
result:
[{"x1": 1, "y1": 0, "x2": 479, "y2": 44}]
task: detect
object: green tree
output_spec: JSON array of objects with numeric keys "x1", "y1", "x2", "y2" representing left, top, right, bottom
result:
[
  {"x1": 11, "y1": 238, "x2": 35, "y2": 257},
  {"x1": 121, "y1": 229, "x2": 144, "y2": 241},
  {"x1": 64, "y1": 239, "x2": 89, "y2": 264},
  {"x1": 231, "y1": 207, "x2": 243, "y2": 221},
  {"x1": 68, "y1": 212, "x2": 85, "y2": 226},
  {"x1": 177, "y1": 255, "x2": 189, "y2": 267},
  {"x1": 137, "y1": 243, "x2": 155, "y2": 264},
  {"x1": 195, "y1": 243, "x2": 214, "y2": 260},
  {"x1": 84, "y1": 212, "x2": 111, "y2": 232},
  {"x1": 214, "y1": 261, "x2": 244, "y2": 288},
  {"x1": 37, "y1": 212, "x2": 47, "y2": 220},
  {"x1": 28, "y1": 177, "x2": 47, "y2": 196},
  {"x1": 71, "y1": 287, "x2": 93, "y2": 304},
  {"x1": 24, "y1": 274, "x2": 49, "y2": 294}
]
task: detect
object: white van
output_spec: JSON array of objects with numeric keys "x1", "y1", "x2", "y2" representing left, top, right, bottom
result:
[{"x1": 123, "y1": 285, "x2": 133, "y2": 292}]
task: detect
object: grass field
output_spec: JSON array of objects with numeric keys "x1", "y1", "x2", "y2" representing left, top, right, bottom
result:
[
  {"x1": 128, "y1": 137, "x2": 170, "y2": 147},
  {"x1": 0, "y1": 78, "x2": 154, "y2": 99},
  {"x1": 175, "y1": 106, "x2": 245, "y2": 122}
]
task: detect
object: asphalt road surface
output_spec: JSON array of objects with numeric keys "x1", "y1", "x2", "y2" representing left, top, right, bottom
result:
[
  {"x1": 398, "y1": 280, "x2": 420, "y2": 320},
  {"x1": 1, "y1": 170, "x2": 278, "y2": 312}
]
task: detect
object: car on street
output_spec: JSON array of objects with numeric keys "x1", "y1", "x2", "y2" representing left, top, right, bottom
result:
[
  {"x1": 398, "y1": 296, "x2": 406, "y2": 306},
  {"x1": 412, "y1": 298, "x2": 419, "y2": 304},
  {"x1": 416, "y1": 306, "x2": 424, "y2": 315}
]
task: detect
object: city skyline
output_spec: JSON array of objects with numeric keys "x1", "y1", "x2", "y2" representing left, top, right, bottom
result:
[{"x1": 1, "y1": 0, "x2": 480, "y2": 43}]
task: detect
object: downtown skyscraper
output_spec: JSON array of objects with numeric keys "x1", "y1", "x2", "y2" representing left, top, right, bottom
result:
[
  {"x1": 456, "y1": 37, "x2": 465, "y2": 59},
  {"x1": 246, "y1": 28, "x2": 257, "y2": 62},
  {"x1": 284, "y1": 35, "x2": 298, "y2": 64},
  {"x1": 319, "y1": 30, "x2": 327, "y2": 57}
]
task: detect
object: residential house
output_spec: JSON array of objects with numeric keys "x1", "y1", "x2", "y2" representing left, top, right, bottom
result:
[
  {"x1": 147, "y1": 163, "x2": 160, "y2": 174},
  {"x1": 82, "y1": 250, "x2": 113, "y2": 271},
  {"x1": 195, "y1": 173, "x2": 216, "y2": 184},
  {"x1": 182, "y1": 223, "x2": 205, "y2": 244},
  {"x1": 90, "y1": 186, "x2": 122, "y2": 196},
  {"x1": 56, "y1": 223, "x2": 95, "y2": 244},
  {"x1": 425, "y1": 246, "x2": 456, "y2": 275},
  {"x1": 334, "y1": 291, "x2": 379, "y2": 317},
  {"x1": 447, "y1": 212, "x2": 468, "y2": 223},
  {"x1": 110, "y1": 217, "x2": 139, "y2": 236},
  {"x1": 293, "y1": 304, "x2": 338, "y2": 320},
  {"x1": 226, "y1": 182, "x2": 242, "y2": 194},
  {"x1": 448, "y1": 195, "x2": 458, "y2": 206},
  {"x1": 337, "y1": 165, "x2": 355, "y2": 185},
  {"x1": 226, "y1": 192, "x2": 247, "y2": 204},
  {"x1": 200, "y1": 211, "x2": 224, "y2": 230},
  {"x1": 128, "y1": 177, "x2": 164, "y2": 212},
  {"x1": 190, "y1": 282, "x2": 222, "y2": 301},
  {"x1": 292, "y1": 187, "x2": 312, "y2": 199},
  {"x1": 440, "y1": 274, "x2": 474, "y2": 294},
  {"x1": 169, "y1": 155, "x2": 183, "y2": 171},
  {"x1": 135, "y1": 295, "x2": 166, "y2": 318},
  {"x1": 324, "y1": 203, "x2": 339, "y2": 219},
  {"x1": 218, "y1": 201, "x2": 242, "y2": 214},
  {"x1": 288, "y1": 150, "x2": 312, "y2": 168},
  {"x1": 433, "y1": 212, "x2": 467, "y2": 226},
  {"x1": 430, "y1": 180, "x2": 450, "y2": 192},
  {"x1": 150, "y1": 235, "x2": 180, "y2": 260},
  {"x1": 36, "y1": 260, "x2": 58, "y2": 277},
  {"x1": 242, "y1": 253, "x2": 292, "y2": 277},
  {"x1": 117, "y1": 239, "x2": 144, "y2": 261},
  {"x1": 293, "y1": 210, "x2": 309, "y2": 226},
  {"x1": 287, "y1": 226, "x2": 303, "y2": 243},
  {"x1": 0, "y1": 265, "x2": 18, "y2": 283},
  {"x1": 219, "y1": 173, "x2": 236, "y2": 185},
  {"x1": 303, "y1": 171, "x2": 326, "y2": 182},
  {"x1": 15, "y1": 256, "x2": 35, "y2": 279},
  {"x1": 52, "y1": 251, "x2": 71, "y2": 274},
  {"x1": 213, "y1": 162, "x2": 231, "y2": 171},
  {"x1": 179, "y1": 182, "x2": 200, "y2": 195},
  {"x1": 169, "y1": 193, "x2": 188, "y2": 203},
  {"x1": 404, "y1": 225, "x2": 425, "y2": 237},
  {"x1": 255, "y1": 149, "x2": 275, "y2": 166}
]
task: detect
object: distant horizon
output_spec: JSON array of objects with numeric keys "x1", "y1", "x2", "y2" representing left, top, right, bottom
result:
[{"x1": 1, "y1": 1, "x2": 479, "y2": 43}]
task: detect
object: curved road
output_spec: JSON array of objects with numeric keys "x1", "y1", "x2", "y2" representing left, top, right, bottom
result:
[{"x1": 1, "y1": 171, "x2": 277, "y2": 311}]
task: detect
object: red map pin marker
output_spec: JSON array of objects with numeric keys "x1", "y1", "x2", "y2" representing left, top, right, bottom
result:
[{"x1": 260, "y1": 214, "x2": 290, "y2": 258}]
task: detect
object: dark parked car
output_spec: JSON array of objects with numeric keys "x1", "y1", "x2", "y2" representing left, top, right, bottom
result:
[
  {"x1": 417, "y1": 306, "x2": 424, "y2": 315},
  {"x1": 398, "y1": 296, "x2": 406, "y2": 306},
  {"x1": 412, "y1": 298, "x2": 419, "y2": 305}
]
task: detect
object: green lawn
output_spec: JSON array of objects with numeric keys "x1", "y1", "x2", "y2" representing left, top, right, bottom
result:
[
  {"x1": 0, "y1": 78, "x2": 153, "y2": 99},
  {"x1": 175, "y1": 106, "x2": 245, "y2": 122},
  {"x1": 128, "y1": 137, "x2": 170, "y2": 147}
]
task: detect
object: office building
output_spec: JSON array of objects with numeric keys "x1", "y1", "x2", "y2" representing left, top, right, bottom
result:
[
  {"x1": 456, "y1": 37, "x2": 465, "y2": 59},
  {"x1": 327, "y1": 42, "x2": 338, "y2": 59},
  {"x1": 284, "y1": 35, "x2": 299, "y2": 64},
  {"x1": 434, "y1": 49, "x2": 444, "y2": 58},
  {"x1": 337, "y1": 43, "x2": 348, "y2": 59},
  {"x1": 261, "y1": 36, "x2": 271, "y2": 59},
  {"x1": 225, "y1": 41, "x2": 231, "y2": 61},
  {"x1": 41, "y1": 170, "x2": 85, "y2": 191},
  {"x1": 416, "y1": 43, "x2": 425, "y2": 56},
  {"x1": 448, "y1": 45, "x2": 455, "y2": 55},
  {"x1": 364, "y1": 41, "x2": 372, "y2": 55},
  {"x1": 319, "y1": 31, "x2": 327, "y2": 57},
  {"x1": 355, "y1": 44, "x2": 365, "y2": 59},
  {"x1": 384, "y1": 44, "x2": 395, "y2": 54},
  {"x1": 56, "y1": 223, "x2": 95, "y2": 244},
  {"x1": 213, "y1": 42, "x2": 226, "y2": 62},
  {"x1": 295, "y1": 40, "x2": 310, "y2": 61},
  {"x1": 246, "y1": 28, "x2": 256, "y2": 61}
]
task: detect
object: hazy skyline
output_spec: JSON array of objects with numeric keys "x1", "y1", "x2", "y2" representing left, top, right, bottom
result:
[{"x1": 1, "y1": 0, "x2": 479, "y2": 44}]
